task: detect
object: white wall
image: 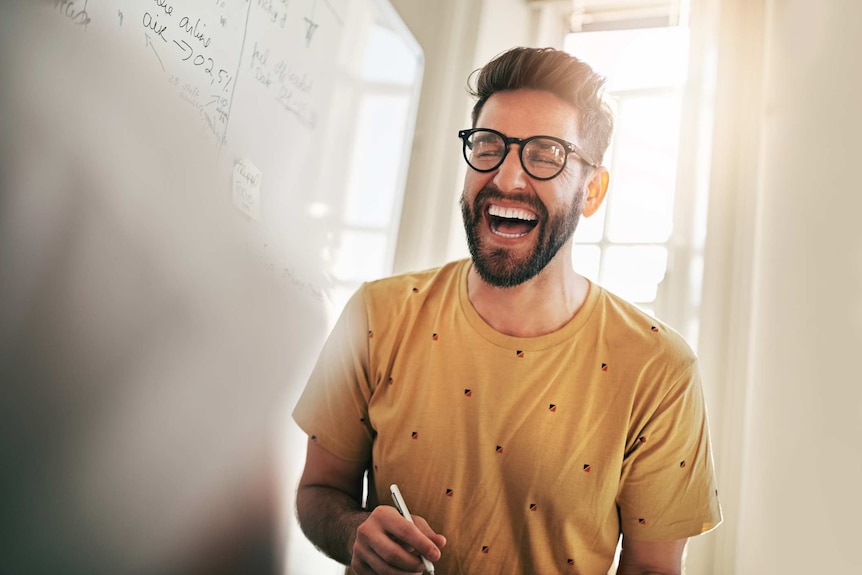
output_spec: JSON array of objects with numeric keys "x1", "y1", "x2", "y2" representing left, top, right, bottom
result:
[
  {"x1": 733, "y1": 0, "x2": 862, "y2": 572},
  {"x1": 700, "y1": 0, "x2": 862, "y2": 572}
]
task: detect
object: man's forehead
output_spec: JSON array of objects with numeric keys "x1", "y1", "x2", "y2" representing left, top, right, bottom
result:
[{"x1": 476, "y1": 89, "x2": 582, "y2": 140}]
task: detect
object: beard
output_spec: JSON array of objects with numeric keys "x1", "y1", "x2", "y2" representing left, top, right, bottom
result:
[{"x1": 460, "y1": 185, "x2": 584, "y2": 288}]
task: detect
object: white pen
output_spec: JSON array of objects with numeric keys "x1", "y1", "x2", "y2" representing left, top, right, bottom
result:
[{"x1": 390, "y1": 483, "x2": 436, "y2": 575}]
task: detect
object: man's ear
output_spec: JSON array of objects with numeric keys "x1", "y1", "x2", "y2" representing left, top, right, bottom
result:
[{"x1": 582, "y1": 167, "x2": 609, "y2": 218}]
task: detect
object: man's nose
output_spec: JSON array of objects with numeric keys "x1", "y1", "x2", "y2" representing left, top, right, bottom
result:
[{"x1": 492, "y1": 146, "x2": 529, "y2": 191}]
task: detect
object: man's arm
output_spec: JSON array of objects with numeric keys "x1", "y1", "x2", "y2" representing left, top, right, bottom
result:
[
  {"x1": 296, "y1": 438, "x2": 445, "y2": 574},
  {"x1": 295, "y1": 438, "x2": 368, "y2": 565},
  {"x1": 615, "y1": 536, "x2": 687, "y2": 575}
]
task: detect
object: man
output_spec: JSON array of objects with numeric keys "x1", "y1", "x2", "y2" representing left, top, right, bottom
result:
[{"x1": 293, "y1": 47, "x2": 721, "y2": 574}]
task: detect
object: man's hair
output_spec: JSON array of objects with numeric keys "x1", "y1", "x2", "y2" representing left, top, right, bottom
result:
[{"x1": 468, "y1": 47, "x2": 614, "y2": 166}]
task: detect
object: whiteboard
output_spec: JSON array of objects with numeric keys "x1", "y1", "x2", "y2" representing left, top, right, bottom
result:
[{"x1": 49, "y1": 0, "x2": 424, "y2": 315}]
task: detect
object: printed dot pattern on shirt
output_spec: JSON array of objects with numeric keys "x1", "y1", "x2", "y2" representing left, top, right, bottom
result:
[{"x1": 356, "y1": 301, "x2": 713, "y2": 572}]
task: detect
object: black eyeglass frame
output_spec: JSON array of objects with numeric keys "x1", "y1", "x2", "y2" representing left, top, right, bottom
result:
[{"x1": 458, "y1": 127, "x2": 598, "y2": 181}]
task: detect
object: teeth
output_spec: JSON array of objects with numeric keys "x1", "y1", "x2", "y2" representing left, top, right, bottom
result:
[
  {"x1": 494, "y1": 230, "x2": 528, "y2": 238},
  {"x1": 488, "y1": 204, "x2": 537, "y2": 221}
]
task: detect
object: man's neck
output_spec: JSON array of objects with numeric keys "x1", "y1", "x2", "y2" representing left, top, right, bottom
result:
[{"x1": 466, "y1": 255, "x2": 590, "y2": 338}]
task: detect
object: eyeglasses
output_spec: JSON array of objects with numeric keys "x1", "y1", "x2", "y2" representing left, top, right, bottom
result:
[{"x1": 458, "y1": 128, "x2": 597, "y2": 181}]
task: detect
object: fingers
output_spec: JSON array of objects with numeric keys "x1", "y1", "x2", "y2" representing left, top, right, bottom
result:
[
  {"x1": 413, "y1": 515, "x2": 447, "y2": 552},
  {"x1": 352, "y1": 550, "x2": 423, "y2": 575},
  {"x1": 350, "y1": 505, "x2": 443, "y2": 575},
  {"x1": 385, "y1": 510, "x2": 443, "y2": 562}
]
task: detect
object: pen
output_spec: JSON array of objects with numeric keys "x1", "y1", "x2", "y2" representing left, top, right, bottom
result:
[{"x1": 390, "y1": 483, "x2": 436, "y2": 575}]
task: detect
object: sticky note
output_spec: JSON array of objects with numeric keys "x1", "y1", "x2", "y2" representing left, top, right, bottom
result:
[{"x1": 232, "y1": 159, "x2": 262, "y2": 221}]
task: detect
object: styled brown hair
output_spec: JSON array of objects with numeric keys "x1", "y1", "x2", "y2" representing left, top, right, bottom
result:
[{"x1": 468, "y1": 47, "x2": 614, "y2": 165}]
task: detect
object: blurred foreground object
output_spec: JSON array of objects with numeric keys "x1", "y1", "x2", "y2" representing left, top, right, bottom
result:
[{"x1": 0, "y1": 3, "x2": 326, "y2": 573}]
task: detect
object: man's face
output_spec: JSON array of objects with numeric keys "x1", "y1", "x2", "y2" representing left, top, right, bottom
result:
[{"x1": 461, "y1": 89, "x2": 590, "y2": 288}]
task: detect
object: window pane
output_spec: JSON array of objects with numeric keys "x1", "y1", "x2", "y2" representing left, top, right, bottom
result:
[
  {"x1": 361, "y1": 25, "x2": 420, "y2": 86},
  {"x1": 606, "y1": 93, "x2": 681, "y2": 243},
  {"x1": 344, "y1": 94, "x2": 410, "y2": 228},
  {"x1": 574, "y1": 199, "x2": 606, "y2": 243},
  {"x1": 564, "y1": 27, "x2": 689, "y2": 92},
  {"x1": 573, "y1": 244, "x2": 601, "y2": 283},
  {"x1": 602, "y1": 245, "x2": 668, "y2": 303}
]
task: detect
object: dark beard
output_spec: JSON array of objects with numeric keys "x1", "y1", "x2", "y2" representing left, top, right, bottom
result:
[{"x1": 460, "y1": 186, "x2": 583, "y2": 288}]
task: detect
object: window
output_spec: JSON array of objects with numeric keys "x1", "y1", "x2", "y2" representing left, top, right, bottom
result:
[
  {"x1": 565, "y1": 23, "x2": 704, "y2": 344},
  {"x1": 324, "y1": 22, "x2": 423, "y2": 318}
]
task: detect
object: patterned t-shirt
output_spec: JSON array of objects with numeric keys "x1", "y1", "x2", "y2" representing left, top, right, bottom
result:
[{"x1": 293, "y1": 259, "x2": 722, "y2": 574}]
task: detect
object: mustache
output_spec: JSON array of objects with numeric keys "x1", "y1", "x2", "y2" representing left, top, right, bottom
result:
[{"x1": 469, "y1": 185, "x2": 549, "y2": 220}]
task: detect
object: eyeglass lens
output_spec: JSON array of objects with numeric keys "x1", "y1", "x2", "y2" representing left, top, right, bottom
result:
[{"x1": 464, "y1": 130, "x2": 568, "y2": 179}]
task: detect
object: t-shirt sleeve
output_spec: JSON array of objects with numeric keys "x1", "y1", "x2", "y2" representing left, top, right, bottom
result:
[
  {"x1": 617, "y1": 359, "x2": 723, "y2": 541},
  {"x1": 292, "y1": 286, "x2": 376, "y2": 463}
]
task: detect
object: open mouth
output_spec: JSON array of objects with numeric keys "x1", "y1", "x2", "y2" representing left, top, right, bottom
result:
[{"x1": 487, "y1": 204, "x2": 539, "y2": 238}]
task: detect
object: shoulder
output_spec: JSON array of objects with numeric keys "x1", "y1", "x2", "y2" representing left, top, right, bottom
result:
[
  {"x1": 356, "y1": 260, "x2": 467, "y2": 363},
  {"x1": 360, "y1": 259, "x2": 467, "y2": 313},
  {"x1": 594, "y1": 285, "x2": 697, "y2": 372},
  {"x1": 592, "y1": 289, "x2": 707, "y2": 436}
]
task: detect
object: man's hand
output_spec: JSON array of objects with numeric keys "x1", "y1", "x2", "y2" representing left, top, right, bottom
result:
[
  {"x1": 350, "y1": 505, "x2": 446, "y2": 575},
  {"x1": 296, "y1": 438, "x2": 446, "y2": 574}
]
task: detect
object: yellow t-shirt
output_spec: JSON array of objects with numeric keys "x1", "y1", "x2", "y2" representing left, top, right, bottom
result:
[{"x1": 293, "y1": 259, "x2": 721, "y2": 574}]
